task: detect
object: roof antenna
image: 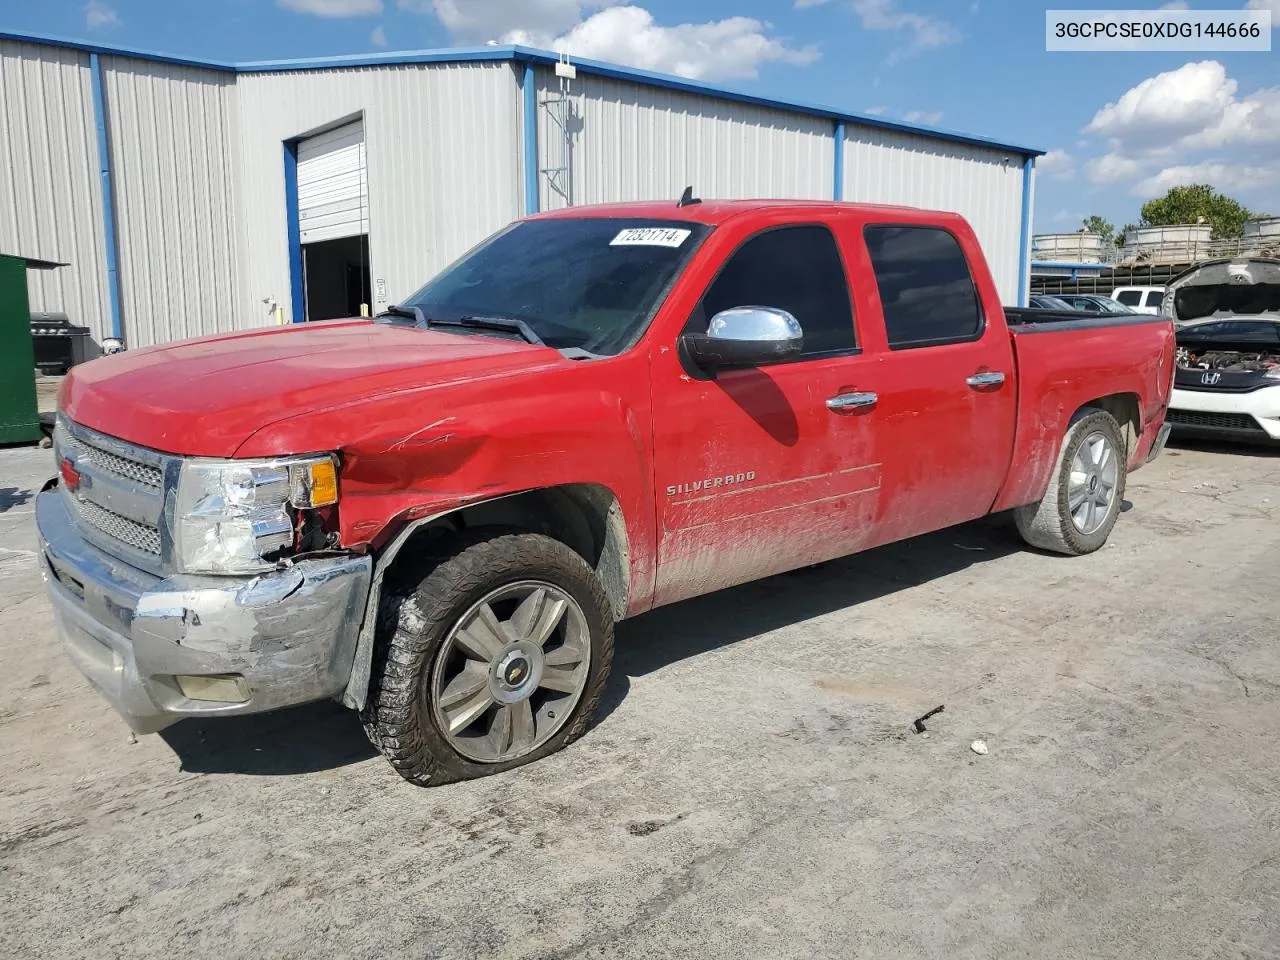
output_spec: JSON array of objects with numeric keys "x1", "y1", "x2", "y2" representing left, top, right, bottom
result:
[{"x1": 677, "y1": 185, "x2": 702, "y2": 208}]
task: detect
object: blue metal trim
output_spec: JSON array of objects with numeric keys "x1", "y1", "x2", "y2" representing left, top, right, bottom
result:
[
  {"x1": 89, "y1": 53, "x2": 123, "y2": 341},
  {"x1": 0, "y1": 30, "x2": 1045, "y2": 157},
  {"x1": 282, "y1": 141, "x2": 305, "y2": 324},
  {"x1": 833, "y1": 122, "x2": 845, "y2": 201},
  {"x1": 3, "y1": 29, "x2": 237, "y2": 71},
  {"x1": 522, "y1": 63, "x2": 539, "y2": 216},
  {"x1": 1029, "y1": 261, "x2": 1108, "y2": 270},
  {"x1": 1017, "y1": 156, "x2": 1034, "y2": 307},
  {"x1": 239, "y1": 46, "x2": 517, "y2": 73}
]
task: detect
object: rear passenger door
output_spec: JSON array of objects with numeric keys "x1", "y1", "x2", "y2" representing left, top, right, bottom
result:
[{"x1": 855, "y1": 223, "x2": 1017, "y2": 546}]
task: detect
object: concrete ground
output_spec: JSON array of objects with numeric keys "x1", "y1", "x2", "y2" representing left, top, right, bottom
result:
[{"x1": 1, "y1": 438, "x2": 1278, "y2": 959}]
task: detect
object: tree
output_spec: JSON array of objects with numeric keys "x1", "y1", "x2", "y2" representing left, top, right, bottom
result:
[
  {"x1": 1116, "y1": 224, "x2": 1137, "y2": 247},
  {"x1": 1081, "y1": 215, "x2": 1115, "y2": 245},
  {"x1": 1139, "y1": 184, "x2": 1253, "y2": 239}
]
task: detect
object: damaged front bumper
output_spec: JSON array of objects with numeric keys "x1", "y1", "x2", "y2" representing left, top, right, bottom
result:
[{"x1": 35, "y1": 488, "x2": 372, "y2": 734}]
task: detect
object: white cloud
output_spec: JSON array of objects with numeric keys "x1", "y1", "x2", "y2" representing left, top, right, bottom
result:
[
  {"x1": 536, "y1": 8, "x2": 819, "y2": 80},
  {"x1": 1085, "y1": 152, "x2": 1143, "y2": 183},
  {"x1": 85, "y1": 0, "x2": 119, "y2": 28},
  {"x1": 1086, "y1": 60, "x2": 1239, "y2": 147},
  {"x1": 793, "y1": 0, "x2": 831, "y2": 7},
  {"x1": 1086, "y1": 61, "x2": 1280, "y2": 157},
  {"x1": 412, "y1": 0, "x2": 607, "y2": 44},
  {"x1": 279, "y1": 0, "x2": 382, "y2": 16},
  {"x1": 1134, "y1": 160, "x2": 1280, "y2": 198},
  {"x1": 1038, "y1": 149, "x2": 1076, "y2": 181},
  {"x1": 864, "y1": 105, "x2": 887, "y2": 115},
  {"x1": 903, "y1": 109, "x2": 942, "y2": 125},
  {"x1": 371, "y1": 25, "x2": 389, "y2": 46},
  {"x1": 851, "y1": 0, "x2": 961, "y2": 58},
  {"x1": 1245, "y1": 0, "x2": 1279, "y2": 28},
  {"x1": 420, "y1": 2, "x2": 818, "y2": 81},
  {"x1": 1158, "y1": 0, "x2": 1189, "y2": 9}
]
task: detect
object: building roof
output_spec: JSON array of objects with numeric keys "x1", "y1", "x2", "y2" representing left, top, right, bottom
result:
[{"x1": 1, "y1": 29, "x2": 1044, "y2": 158}]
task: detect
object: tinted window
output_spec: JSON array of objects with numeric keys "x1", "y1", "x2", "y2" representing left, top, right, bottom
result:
[
  {"x1": 864, "y1": 226, "x2": 982, "y2": 348},
  {"x1": 698, "y1": 226, "x2": 855, "y2": 356},
  {"x1": 404, "y1": 218, "x2": 708, "y2": 356},
  {"x1": 1116, "y1": 290, "x2": 1143, "y2": 306},
  {"x1": 1145, "y1": 291, "x2": 1164, "y2": 308},
  {"x1": 1179, "y1": 321, "x2": 1280, "y2": 342}
]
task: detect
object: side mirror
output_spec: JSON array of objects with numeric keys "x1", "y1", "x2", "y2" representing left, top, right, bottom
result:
[{"x1": 679, "y1": 306, "x2": 804, "y2": 371}]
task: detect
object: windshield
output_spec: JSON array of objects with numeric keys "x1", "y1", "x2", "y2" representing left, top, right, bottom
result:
[{"x1": 401, "y1": 217, "x2": 710, "y2": 356}]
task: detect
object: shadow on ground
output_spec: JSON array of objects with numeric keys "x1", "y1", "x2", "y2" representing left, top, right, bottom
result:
[
  {"x1": 0, "y1": 488, "x2": 33, "y2": 513},
  {"x1": 597, "y1": 513, "x2": 1023, "y2": 725},
  {"x1": 158, "y1": 514, "x2": 1024, "y2": 777},
  {"x1": 1167, "y1": 435, "x2": 1280, "y2": 459},
  {"x1": 161, "y1": 699, "x2": 376, "y2": 775}
]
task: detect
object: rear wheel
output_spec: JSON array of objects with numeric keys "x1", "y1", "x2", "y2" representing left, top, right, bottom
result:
[
  {"x1": 362, "y1": 531, "x2": 614, "y2": 786},
  {"x1": 1014, "y1": 408, "x2": 1127, "y2": 556}
]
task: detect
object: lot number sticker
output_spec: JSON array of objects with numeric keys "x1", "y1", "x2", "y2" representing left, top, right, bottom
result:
[{"x1": 611, "y1": 227, "x2": 692, "y2": 248}]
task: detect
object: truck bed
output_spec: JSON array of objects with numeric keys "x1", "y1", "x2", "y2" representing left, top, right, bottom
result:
[{"x1": 1003, "y1": 307, "x2": 1171, "y2": 330}]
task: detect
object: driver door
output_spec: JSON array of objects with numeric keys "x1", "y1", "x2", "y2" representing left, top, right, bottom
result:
[{"x1": 648, "y1": 222, "x2": 882, "y2": 608}]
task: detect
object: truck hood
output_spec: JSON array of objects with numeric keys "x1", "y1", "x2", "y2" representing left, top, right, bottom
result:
[
  {"x1": 60, "y1": 319, "x2": 563, "y2": 457},
  {"x1": 1165, "y1": 257, "x2": 1280, "y2": 327}
]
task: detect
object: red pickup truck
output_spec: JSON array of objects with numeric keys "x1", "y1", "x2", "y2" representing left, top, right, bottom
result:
[{"x1": 38, "y1": 199, "x2": 1175, "y2": 786}]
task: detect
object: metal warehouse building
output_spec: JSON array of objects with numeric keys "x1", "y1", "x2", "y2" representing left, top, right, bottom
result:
[{"x1": 1, "y1": 31, "x2": 1042, "y2": 350}]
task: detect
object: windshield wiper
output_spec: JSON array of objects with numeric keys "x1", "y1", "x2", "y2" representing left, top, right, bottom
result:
[
  {"x1": 375, "y1": 304, "x2": 428, "y2": 327},
  {"x1": 433, "y1": 315, "x2": 546, "y2": 346}
]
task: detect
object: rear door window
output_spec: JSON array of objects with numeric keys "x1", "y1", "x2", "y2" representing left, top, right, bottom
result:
[
  {"x1": 1145, "y1": 290, "x2": 1164, "y2": 309},
  {"x1": 1116, "y1": 290, "x2": 1143, "y2": 306},
  {"x1": 864, "y1": 225, "x2": 983, "y2": 349}
]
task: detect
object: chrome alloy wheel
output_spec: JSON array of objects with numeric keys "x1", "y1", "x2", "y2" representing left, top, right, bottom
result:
[
  {"x1": 429, "y1": 581, "x2": 591, "y2": 763},
  {"x1": 1068, "y1": 431, "x2": 1119, "y2": 535}
]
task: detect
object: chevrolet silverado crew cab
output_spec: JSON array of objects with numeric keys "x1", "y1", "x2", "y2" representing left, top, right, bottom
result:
[{"x1": 37, "y1": 199, "x2": 1176, "y2": 786}]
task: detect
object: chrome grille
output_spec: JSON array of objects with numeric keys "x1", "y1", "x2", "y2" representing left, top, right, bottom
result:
[
  {"x1": 73, "y1": 498, "x2": 162, "y2": 555},
  {"x1": 60, "y1": 431, "x2": 163, "y2": 489}
]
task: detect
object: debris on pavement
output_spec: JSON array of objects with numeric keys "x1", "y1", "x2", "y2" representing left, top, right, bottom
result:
[
  {"x1": 971, "y1": 740, "x2": 989, "y2": 756},
  {"x1": 913, "y1": 704, "x2": 945, "y2": 734}
]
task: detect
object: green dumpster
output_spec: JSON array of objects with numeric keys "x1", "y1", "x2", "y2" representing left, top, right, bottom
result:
[{"x1": 0, "y1": 253, "x2": 66, "y2": 445}]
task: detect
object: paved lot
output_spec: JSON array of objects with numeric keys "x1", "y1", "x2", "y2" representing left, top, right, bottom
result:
[{"x1": 2, "y1": 438, "x2": 1278, "y2": 959}]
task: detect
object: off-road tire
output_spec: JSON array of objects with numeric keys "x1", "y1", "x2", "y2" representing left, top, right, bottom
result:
[
  {"x1": 1014, "y1": 407, "x2": 1128, "y2": 556},
  {"x1": 362, "y1": 530, "x2": 615, "y2": 786}
]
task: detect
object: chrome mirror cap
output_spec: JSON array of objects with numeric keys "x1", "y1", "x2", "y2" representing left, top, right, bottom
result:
[{"x1": 707, "y1": 306, "x2": 803, "y2": 342}]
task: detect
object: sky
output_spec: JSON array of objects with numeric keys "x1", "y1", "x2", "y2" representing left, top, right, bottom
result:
[{"x1": 6, "y1": 0, "x2": 1279, "y2": 235}]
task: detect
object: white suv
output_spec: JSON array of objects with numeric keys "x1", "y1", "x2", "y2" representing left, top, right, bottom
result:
[{"x1": 1110, "y1": 286, "x2": 1165, "y2": 315}]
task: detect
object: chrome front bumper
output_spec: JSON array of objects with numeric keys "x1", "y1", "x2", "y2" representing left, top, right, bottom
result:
[{"x1": 36, "y1": 487, "x2": 372, "y2": 733}]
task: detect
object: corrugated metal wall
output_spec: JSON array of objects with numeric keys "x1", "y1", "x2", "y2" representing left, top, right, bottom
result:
[
  {"x1": 537, "y1": 70, "x2": 833, "y2": 210},
  {"x1": 236, "y1": 61, "x2": 522, "y2": 324},
  {"x1": 103, "y1": 57, "x2": 241, "y2": 347},
  {"x1": 0, "y1": 41, "x2": 111, "y2": 342},
  {"x1": 843, "y1": 128, "x2": 1025, "y2": 303}
]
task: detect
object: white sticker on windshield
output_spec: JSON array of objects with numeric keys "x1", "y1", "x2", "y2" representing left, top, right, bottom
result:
[{"x1": 610, "y1": 227, "x2": 692, "y2": 248}]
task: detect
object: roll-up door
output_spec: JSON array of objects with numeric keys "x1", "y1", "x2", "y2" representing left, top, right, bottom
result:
[{"x1": 297, "y1": 121, "x2": 368, "y2": 244}]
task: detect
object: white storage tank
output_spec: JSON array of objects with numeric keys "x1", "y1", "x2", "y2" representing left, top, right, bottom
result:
[
  {"x1": 1032, "y1": 232, "x2": 1104, "y2": 262},
  {"x1": 1243, "y1": 217, "x2": 1280, "y2": 252},
  {"x1": 1122, "y1": 223, "x2": 1212, "y2": 263}
]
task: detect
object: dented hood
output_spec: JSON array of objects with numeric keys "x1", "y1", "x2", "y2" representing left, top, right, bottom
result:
[
  {"x1": 60, "y1": 319, "x2": 562, "y2": 457},
  {"x1": 1165, "y1": 257, "x2": 1280, "y2": 327}
]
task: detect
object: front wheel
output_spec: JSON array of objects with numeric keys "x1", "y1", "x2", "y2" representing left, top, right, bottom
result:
[
  {"x1": 1014, "y1": 408, "x2": 1128, "y2": 556},
  {"x1": 362, "y1": 531, "x2": 615, "y2": 786}
]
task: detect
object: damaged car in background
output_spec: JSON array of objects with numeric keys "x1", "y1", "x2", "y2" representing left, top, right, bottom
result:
[{"x1": 1165, "y1": 257, "x2": 1280, "y2": 443}]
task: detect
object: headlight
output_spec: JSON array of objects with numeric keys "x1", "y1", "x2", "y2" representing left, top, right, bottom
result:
[{"x1": 173, "y1": 455, "x2": 338, "y2": 574}]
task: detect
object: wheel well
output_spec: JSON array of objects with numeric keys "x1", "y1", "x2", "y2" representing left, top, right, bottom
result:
[
  {"x1": 389, "y1": 484, "x2": 630, "y2": 621},
  {"x1": 1079, "y1": 392, "x2": 1141, "y2": 456}
]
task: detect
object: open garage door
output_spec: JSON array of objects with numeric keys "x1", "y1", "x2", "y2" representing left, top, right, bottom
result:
[{"x1": 297, "y1": 120, "x2": 371, "y2": 320}]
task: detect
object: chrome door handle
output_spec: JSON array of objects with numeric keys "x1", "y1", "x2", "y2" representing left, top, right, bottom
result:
[
  {"x1": 826, "y1": 392, "x2": 878, "y2": 411},
  {"x1": 966, "y1": 371, "x2": 1006, "y2": 388}
]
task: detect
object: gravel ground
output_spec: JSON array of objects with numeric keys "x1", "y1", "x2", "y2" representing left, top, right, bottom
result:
[{"x1": 1, "y1": 438, "x2": 1278, "y2": 959}]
